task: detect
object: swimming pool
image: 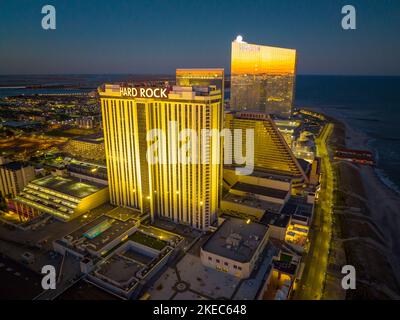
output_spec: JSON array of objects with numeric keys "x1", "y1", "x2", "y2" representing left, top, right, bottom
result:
[{"x1": 84, "y1": 219, "x2": 114, "y2": 239}]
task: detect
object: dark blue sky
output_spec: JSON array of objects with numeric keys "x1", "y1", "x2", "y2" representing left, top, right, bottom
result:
[{"x1": 1, "y1": 0, "x2": 399, "y2": 75}]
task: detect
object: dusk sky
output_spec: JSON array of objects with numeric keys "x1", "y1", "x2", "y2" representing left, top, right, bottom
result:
[{"x1": 1, "y1": 0, "x2": 399, "y2": 75}]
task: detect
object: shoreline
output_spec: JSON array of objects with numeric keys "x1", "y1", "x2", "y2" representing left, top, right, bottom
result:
[
  {"x1": 306, "y1": 106, "x2": 400, "y2": 196},
  {"x1": 307, "y1": 106, "x2": 400, "y2": 298}
]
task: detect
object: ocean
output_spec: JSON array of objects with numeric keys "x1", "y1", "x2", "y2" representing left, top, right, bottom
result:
[
  {"x1": 295, "y1": 75, "x2": 400, "y2": 193},
  {"x1": 1, "y1": 75, "x2": 399, "y2": 192}
]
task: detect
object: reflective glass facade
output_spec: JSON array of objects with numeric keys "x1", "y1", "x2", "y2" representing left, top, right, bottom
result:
[{"x1": 230, "y1": 41, "x2": 296, "y2": 118}]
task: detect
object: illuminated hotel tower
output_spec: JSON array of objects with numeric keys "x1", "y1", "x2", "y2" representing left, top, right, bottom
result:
[
  {"x1": 225, "y1": 111, "x2": 307, "y2": 184},
  {"x1": 99, "y1": 84, "x2": 223, "y2": 230},
  {"x1": 176, "y1": 68, "x2": 224, "y2": 106},
  {"x1": 230, "y1": 36, "x2": 297, "y2": 118}
]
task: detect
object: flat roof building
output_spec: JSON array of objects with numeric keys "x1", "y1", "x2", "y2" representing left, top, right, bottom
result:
[
  {"x1": 222, "y1": 166, "x2": 292, "y2": 221},
  {"x1": 67, "y1": 159, "x2": 108, "y2": 186},
  {"x1": 54, "y1": 207, "x2": 143, "y2": 257},
  {"x1": 201, "y1": 216, "x2": 270, "y2": 278},
  {"x1": 14, "y1": 174, "x2": 109, "y2": 221}
]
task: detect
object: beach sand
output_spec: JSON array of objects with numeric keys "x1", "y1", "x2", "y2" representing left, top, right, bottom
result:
[{"x1": 308, "y1": 107, "x2": 400, "y2": 299}]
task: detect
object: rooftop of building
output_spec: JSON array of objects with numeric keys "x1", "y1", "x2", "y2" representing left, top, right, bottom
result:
[
  {"x1": 272, "y1": 260, "x2": 298, "y2": 275},
  {"x1": 224, "y1": 166, "x2": 292, "y2": 183},
  {"x1": 281, "y1": 197, "x2": 313, "y2": 219},
  {"x1": 222, "y1": 193, "x2": 282, "y2": 213},
  {"x1": 167, "y1": 85, "x2": 222, "y2": 99},
  {"x1": 0, "y1": 161, "x2": 31, "y2": 171},
  {"x1": 31, "y1": 174, "x2": 105, "y2": 199},
  {"x1": 65, "y1": 213, "x2": 139, "y2": 254},
  {"x1": 202, "y1": 216, "x2": 268, "y2": 263},
  {"x1": 176, "y1": 68, "x2": 224, "y2": 74},
  {"x1": 67, "y1": 160, "x2": 108, "y2": 179},
  {"x1": 106, "y1": 206, "x2": 144, "y2": 221},
  {"x1": 231, "y1": 182, "x2": 288, "y2": 200},
  {"x1": 89, "y1": 233, "x2": 174, "y2": 297},
  {"x1": 94, "y1": 253, "x2": 142, "y2": 284},
  {"x1": 260, "y1": 212, "x2": 291, "y2": 228},
  {"x1": 98, "y1": 83, "x2": 221, "y2": 102}
]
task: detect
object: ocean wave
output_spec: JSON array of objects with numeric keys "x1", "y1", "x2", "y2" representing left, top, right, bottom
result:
[{"x1": 374, "y1": 168, "x2": 400, "y2": 195}]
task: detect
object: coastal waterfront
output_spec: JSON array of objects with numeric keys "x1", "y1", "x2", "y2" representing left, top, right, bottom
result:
[
  {"x1": 314, "y1": 109, "x2": 400, "y2": 299},
  {"x1": 3, "y1": 74, "x2": 399, "y2": 195},
  {"x1": 297, "y1": 79, "x2": 400, "y2": 297},
  {"x1": 1, "y1": 73, "x2": 399, "y2": 300},
  {"x1": 296, "y1": 75, "x2": 400, "y2": 194},
  {"x1": 294, "y1": 122, "x2": 335, "y2": 300}
]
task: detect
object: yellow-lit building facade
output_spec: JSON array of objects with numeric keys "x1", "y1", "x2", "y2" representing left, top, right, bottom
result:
[
  {"x1": 176, "y1": 68, "x2": 225, "y2": 106},
  {"x1": 224, "y1": 111, "x2": 307, "y2": 184},
  {"x1": 62, "y1": 135, "x2": 106, "y2": 162},
  {"x1": 99, "y1": 84, "x2": 223, "y2": 231},
  {"x1": 230, "y1": 38, "x2": 297, "y2": 118}
]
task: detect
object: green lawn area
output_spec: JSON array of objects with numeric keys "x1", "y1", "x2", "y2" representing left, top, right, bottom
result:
[{"x1": 129, "y1": 232, "x2": 167, "y2": 251}]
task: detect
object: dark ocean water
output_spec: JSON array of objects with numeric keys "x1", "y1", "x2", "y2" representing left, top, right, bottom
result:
[
  {"x1": 295, "y1": 75, "x2": 400, "y2": 193},
  {"x1": 1, "y1": 74, "x2": 399, "y2": 191}
]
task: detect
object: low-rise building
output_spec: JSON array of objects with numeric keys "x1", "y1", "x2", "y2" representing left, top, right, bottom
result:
[
  {"x1": 201, "y1": 217, "x2": 270, "y2": 279},
  {"x1": 222, "y1": 167, "x2": 291, "y2": 221},
  {"x1": 67, "y1": 159, "x2": 108, "y2": 185},
  {"x1": 13, "y1": 174, "x2": 109, "y2": 221},
  {"x1": 62, "y1": 134, "x2": 105, "y2": 162},
  {"x1": 262, "y1": 245, "x2": 302, "y2": 300}
]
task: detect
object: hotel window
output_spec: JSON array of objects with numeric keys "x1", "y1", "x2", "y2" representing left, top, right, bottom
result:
[
  {"x1": 216, "y1": 259, "x2": 220, "y2": 263},
  {"x1": 238, "y1": 266, "x2": 242, "y2": 271},
  {"x1": 208, "y1": 256, "x2": 212, "y2": 261},
  {"x1": 224, "y1": 262, "x2": 228, "y2": 266}
]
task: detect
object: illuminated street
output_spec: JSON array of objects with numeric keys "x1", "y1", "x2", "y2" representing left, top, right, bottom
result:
[{"x1": 293, "y1": 123, "x2": 334, "y2": 300}]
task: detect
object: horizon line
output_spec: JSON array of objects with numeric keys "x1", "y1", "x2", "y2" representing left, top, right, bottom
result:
[{"x1": 0, "y1": 73, "x2": 400, "y2": 77}]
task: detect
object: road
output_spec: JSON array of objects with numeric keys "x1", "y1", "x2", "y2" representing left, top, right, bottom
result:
[{"x1": 293, "y1": 123, "x2": 334, "y2": 300}]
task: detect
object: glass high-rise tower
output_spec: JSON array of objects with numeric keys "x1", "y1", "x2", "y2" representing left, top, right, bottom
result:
[{"x1": 230, "y1": 37, "x2": 297, "y2": 118}]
